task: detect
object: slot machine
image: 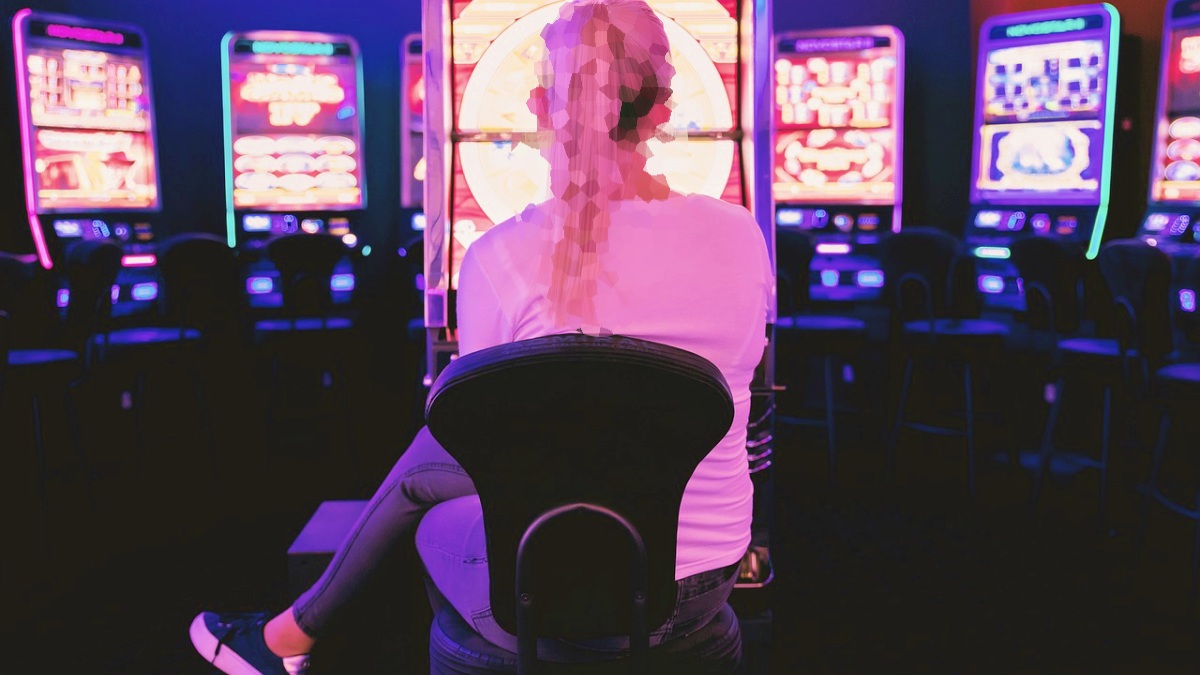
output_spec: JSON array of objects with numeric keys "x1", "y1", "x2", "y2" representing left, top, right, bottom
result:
[
  {"x1": 421, "y1": 0, "x2": 776, "y2": 595},
  {"x1": 401, "y1": 33, "x2": 426, "y2": 234},
  {"x1": 221, "y1": 30, "x2": 366, "y2": 308},
  {"x1": 12, "y1": 9, "x2": 164, "y2": 317},
  {"x1": 1138, "y1": 0, "x2": 1200, "y2": 319},
  {"x1": 966, "y1": 4, "x2": 1122, "y2": 311},
  {"x1": 773, "y1": 26, "x2": 904, "y2": 303}
]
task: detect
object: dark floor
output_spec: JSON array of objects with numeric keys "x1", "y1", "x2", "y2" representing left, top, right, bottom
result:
[{"x1": 4, "y1": 315, "x2": 1200, "y2": 674}]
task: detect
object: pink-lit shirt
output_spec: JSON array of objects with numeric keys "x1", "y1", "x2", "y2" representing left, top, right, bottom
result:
[{"x1": 457, "y1": 192, "x2": 773, "y2": 580}]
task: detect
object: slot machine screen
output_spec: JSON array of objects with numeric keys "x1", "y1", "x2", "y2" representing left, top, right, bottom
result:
[
  {"x1": 224, "y1": 33, "x2": 365, "y2": 212},
  {"x1": 973, "y1": 37, "x2": 1109, "y2": 204},
  {"x1": 15, "y1": 15, "x2": 159, "y2": 213},
  {"x1": 444, "y1": 0, "x2": 743, "y2": 289},
  {"x1": 1151, "y1": 25, "x2": 1200, "y2": 204},
  {"x1": 773, "y1": 32, "x2": 900, "y2": 210},
  {"x1": 401, "y1": 34, "x2": 425, "y2": 211}
]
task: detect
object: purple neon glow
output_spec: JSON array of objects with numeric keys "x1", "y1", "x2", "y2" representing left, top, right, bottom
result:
[
  {"x1": 111, "y1": 284, "x2": 120, "y2": 303},
  {"x1": 1182, "y1": 289, "x2": 1197, "y2": 313},
  {"x1": 121, "y1": 254, "x2": 157, "y2": 268},
  {"x1": 46, "y1": 23, "x2": 124, "y2": 45},
  {"x1": 13, "y1": 11, "x2": 52, "y2": 269},
  {"x1": 130, "y1": 282, "x2": 158, "y2": 301},
  {"x1": 56, "y1": 288, "x2": 69, "y2": 308},
  {"x1": 979, "y1": 275, "x2": 1005, "y2": 294},
  {"x1": 820, "y1": 270, "x2": 839, "y2": 287},
  {"x1": 247, "y1": 277, "x2": 273, "y2": 294}
]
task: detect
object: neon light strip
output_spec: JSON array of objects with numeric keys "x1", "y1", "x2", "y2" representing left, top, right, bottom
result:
[
  {"x1": 250, "y1": 40, "x2": 334, "y2": 56},
  {"x1": 221, "y1": 32, "x2": 236, "y2": 247},
  {"x1": 46, "y1": 23, "x2": 124, "y2": 45},
  {"x1": 1005, "y1": 17, "x2": 1088, "y2": 38},
  {"x1": 13, "y1": 10, "x2": 53, "y2": 269},
  {"x1": 973, "y1": 246, "x2": 1011, "y2": 259},
  {"x1": 121, "y1": 254, "x2": 157, "y2": 267},
  {"x1": 247, "y1": 277, "x2": 273, "y2": 294},
  {"x1": 816, "y1": 243, "x2": 852, "y2": 255},
  {"x1": 130, "y1": 282, "x2": 158, "y2": 301},
  {"x1": 1088, "y1": 4, "x2": 1120, "y2": 261}
]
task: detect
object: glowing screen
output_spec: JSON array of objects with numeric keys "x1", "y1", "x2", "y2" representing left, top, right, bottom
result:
[
  {"x1": 446, "y1": 0, "x2": 741, "y2": 287},
  {"x1": 401, "y1": 35, "x2": 425, "y2": 207},
  {"x1": 1152, "y1": 27, "x2": 1200, "y2": 202},
  {"x1": 772, "y1": 33, "x2": 900, "y2": 205},
  {"x1": 18, "y1": 23, "x2": 158, "y2": 212},
  {"x1": 974, "y1": 36, "x2": 1110, "y2": 202},
  {"x1": 225, "y1": 35, "x2": 364, "y2": 211}
]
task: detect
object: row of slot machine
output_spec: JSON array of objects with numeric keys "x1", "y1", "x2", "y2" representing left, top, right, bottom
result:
[{"x1": 11, "y1": 9, "x2": 366, "y2": 316}]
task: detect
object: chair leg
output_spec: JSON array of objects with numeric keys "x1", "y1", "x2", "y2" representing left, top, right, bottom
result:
[
  {"x1": 31, "y1": 393, "x2": 51, "y2": 563},
  {"x1": 1099, "y1": 385, "x2": 1112, "y2": 533},
  {"x1": 335, "y1": 357, "x2": 362, "y2": 489},
  {"x1": 133, "y1": 371, "x2": 148, "y2": 482},
  {"x1": 64, "y1": 382, "x2": 94, "y2": 509},
  {"x1": 1136, "y1": 411, "x2": 1171, "y2": 563},
  {"x1": 823, "y1": 355, "x2": 837, "y2": 488},
  {"x1": 885, "y1": 356, "x2": 914, "y2": 481},
  {"x1": 964, "y1": 361, "x2": 977, "y2": 500},
  {"x1": 1030, "y1": 378, "x2": 1064, "y2": 511},
  {"x1": 190, "y1": 360, "x2": 218, "y2": 482},
  {"x1": 265, "y1": 353, "x2": 280, "y2": 461}
]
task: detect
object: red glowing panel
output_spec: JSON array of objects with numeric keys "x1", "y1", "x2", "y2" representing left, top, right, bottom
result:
[
  {"x1": 23, "y1": 47, "x2": 158, "y2": 210},
  {"x1": 227, "y1": 46, "x2": 364, "y2": 210},
  {"x1": 1153, "y1": 27, "x2": 1200, "y2": 202}
]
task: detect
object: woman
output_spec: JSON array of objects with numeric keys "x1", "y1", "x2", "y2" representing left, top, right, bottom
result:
[{"x1": 190, "y1": 2, "x2": 772, "y2": 673}]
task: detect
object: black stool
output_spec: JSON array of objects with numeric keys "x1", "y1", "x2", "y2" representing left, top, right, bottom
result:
[
  {"x1": 1030, "y1": 240, "x2": 1173, "y2": 530},
  {"x1": 881, "y1": 228, "x2": 1009, "y2": 498},
  {"x1": 423, "y1": 333, "x2": 744, "y2": 675},
  {"x1": 774, "y1": 229, "x2": 869, "y2": 487}
]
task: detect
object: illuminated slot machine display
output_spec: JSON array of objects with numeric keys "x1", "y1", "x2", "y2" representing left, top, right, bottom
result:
[
  {"x1": 12, "y1": 9, "x2": 163, "y2": 316},
  {"x1": 422, "y1": 0, "x2": 775, "y2": 591},
  {"x1": 967, "y1": 4, "x2": 1121, "y2": 311},
  {"x1": 1139, "y1": 0, "x2": 1200, "y2": 318},
  {"x1": 401, "y1": 33, "x2": 426, "y2": 234},
  {"x1": 222, "y1": 30, "x2": 366, "y2": 307},
  {"x1": 773, "y1": 26, "x2": 904, "y2": 303}
]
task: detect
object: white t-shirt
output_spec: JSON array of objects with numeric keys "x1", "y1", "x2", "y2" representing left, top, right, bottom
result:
[{"x1": 457, "y1": 192, "x2": 774, "y2": 580}]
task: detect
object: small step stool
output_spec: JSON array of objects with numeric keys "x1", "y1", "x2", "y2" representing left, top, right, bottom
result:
[{"x1": 286, "y1": 500, "x2": 368, "y2": 597}]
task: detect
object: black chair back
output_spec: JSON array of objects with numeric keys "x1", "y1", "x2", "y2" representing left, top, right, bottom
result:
[
  {"x1": 1010, "y1": 237, "x2": 1085, "y2": 336},
  {"x1": 1096, "y1": 239, "x2": 1173, "y2": 367},
  {"x1": 265, "y1": 233, "x2": 349, "y2": 317},
  {"x1": 425, "y1": 333, "x2": 734, "y2": 642},
  {"x1": 879, "y1": 227, "x2": 970, "y2": 327},
  {"x1": 1178, "y1": 254, "x2": 1200, "y2": 348},
  {"x1": 774, "y1": 229, "x2": 815, "y2": 314},
  {"x1": 63, "y1": 241, "x2": 122, "y2": 350},
  {"x1": 0, "y1": 252, "x2": 62, "y2": 348},
  {"x1": 157, "y1": 233, "x2": 241, "y2": 336}
]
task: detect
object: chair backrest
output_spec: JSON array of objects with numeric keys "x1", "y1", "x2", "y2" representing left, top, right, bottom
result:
[
  {"x1": 1177, "y1": 253, "x2": 1200, "y2": 348},
  {"x1": 0, "y1": 251, "x2": 63, "y2": 348},
  {"x1": 425, "y1": 333, "x2": 734, "y2": 640},
  {"x1": 1096, "y1": 239, "x2": 1173, "y2": 365},
  {"x1": 878, "y1": 227, "x2": 968, "y2": 325},
  {"x1": 157, "y1": 233, "x2": 242, "y2": 335},
  {"x1": 774, "y1": 228, "x2": 815, "y2": 314},
  {"x1": 1010, "y1": 236, "x2": 1085, "y2": 336},
  {"x1": 63, "y1": 240, "x2": 123, "y2": 348},
  {"x1": 265, "y1": 233, "x2": 349, "y2": 316}
]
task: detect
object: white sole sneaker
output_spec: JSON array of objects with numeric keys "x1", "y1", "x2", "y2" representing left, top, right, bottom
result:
[{"x1": 189, "y1": 613, "x2": 311, "y2": 675}]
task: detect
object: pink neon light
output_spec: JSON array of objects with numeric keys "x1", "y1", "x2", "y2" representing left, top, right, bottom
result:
[
  {"x1": 14, "y1": 10, "x2": 53, "y2": 269},
  {"x1": 121, "y1": 254, "x2": 157, "y2": 267},
  {"x1": 46, "y1": 23, "x2": 124, "y2": 45},
  {"x1": 815, "y1": 243, "x2": 852, "y2": 255}
]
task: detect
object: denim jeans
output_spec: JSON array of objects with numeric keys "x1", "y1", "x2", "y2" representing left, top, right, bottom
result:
[{"x1": 293, "y1": 425, "x2": 739, "y2": 651}]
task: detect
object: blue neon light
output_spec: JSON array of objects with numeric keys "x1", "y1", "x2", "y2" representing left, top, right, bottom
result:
[
  {"x1": 1182, "y1": 289, "x2": 1197, "y2": 313},
  {"x1": 56, "y1": 288, "x2": 69, "y2": 308},
  {"x1": 979, "y1": 275, "x2": 1005, "y2": 294},
  {"x1": 857, "y1": 270, "x2": 885, "y2": 288},
  {"x1": 776, "y1": 209, "x2": 803, "y2": 226},
  {"x1": 110, "y1": 284, "x2": 120, "y2": 302},
  {"x1": 412, "y1": 212, "x2": 427, "y2": 230},
  {"x1": 331, "y1": 274, "x2": 355, "y2": 292},
  {"x1": 131, "y1": 282, "x2": 158, "y2": 301},
  {"x1": 973, "y1": 246, "x2": 1011, "y2": 260},
  {"x1": 820, "y1": 270, "x2": 839, "y2": 288},
  {"x1": 362, "y1": 245, "x2": 372, "y2": 256},
  {"x1": 247, "y1": 277, "x2": 273, "y2": 294}
]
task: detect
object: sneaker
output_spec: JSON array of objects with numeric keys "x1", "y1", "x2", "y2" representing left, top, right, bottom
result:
[{"x1": 189, "y1": 611, "x2": 312, "y2": 675}]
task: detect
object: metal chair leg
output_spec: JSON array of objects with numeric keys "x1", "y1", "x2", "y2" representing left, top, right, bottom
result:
[
  {"x1": 1030, "y1": 378, "x2": 1064, "y2": 511},
  {"x1": 64, "y1": 382, "x2": 94, "y2": 509},
  {"x1": 823, "y1": 355, "x2": 836, "y2": 488},
  {"x1": 190, "y1": 360, "x2": 218, "y2": 482},
  {"x1": 885, "y1": 356, "x2": 914, "y2": 480},
  {"x1": 1136, "y1": 411, "x2": 1171, "y2": 563},
  {"x1": 1100, "y1": 385, "x2": 1112, "y2": 533},
  {"x1": 965, "y1": 361, "x2": 976, "y2": 500},
  {"x1": 31, "y1": 393, "x2": 51, "y2": 563}
]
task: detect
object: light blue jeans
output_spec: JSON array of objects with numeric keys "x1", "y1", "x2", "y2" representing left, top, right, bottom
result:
[{"x1": 293, "y1": 426, "x2": 737, "y2": 652}]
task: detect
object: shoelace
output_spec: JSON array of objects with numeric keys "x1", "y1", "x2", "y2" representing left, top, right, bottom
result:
[{"x1": 211, "y1": 613, "x2": 266, "y2": 662}]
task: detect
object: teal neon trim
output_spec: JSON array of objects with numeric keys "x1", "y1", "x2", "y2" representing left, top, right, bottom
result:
[
  {"x1": 973, "y1": 246, "x2": 1011, "y2": 259},
  {"x1": 251, "y1": 40, "x2": 334, "y2": 56},
  {"x1": 1087, "y1": 3, "x2": 1119, "y2": 261},
  {"x1": 1005, "y1": 17, "x2": 1088, "y2": 38},
  {"x1": 221, "y1": 32, "x2": 236, "y2": 248}
]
